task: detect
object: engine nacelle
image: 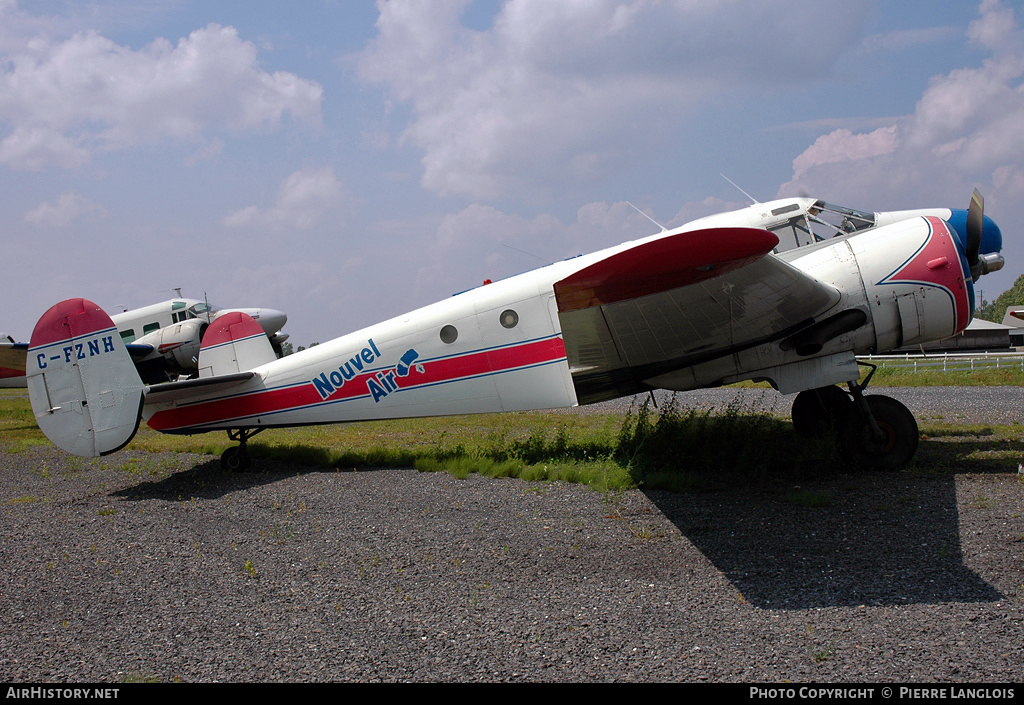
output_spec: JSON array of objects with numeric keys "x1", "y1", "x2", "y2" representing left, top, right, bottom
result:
[
  {"x1": 848, "y1": 216, "x2": 971, "y2": 350},
  {"x1": 785, "y1": 215, "x2": 972, "y2": 355},
  {"x1": 134, "y1": 319, "x2": 206, "y2": 374},
  {"x1": 644, "y1": 215, "x2": 976, "y2": 396}
]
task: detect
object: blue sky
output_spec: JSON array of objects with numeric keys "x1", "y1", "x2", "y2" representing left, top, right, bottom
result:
[{"x1": 2, "y1": 0, "x2": 1022, "y2": 347}]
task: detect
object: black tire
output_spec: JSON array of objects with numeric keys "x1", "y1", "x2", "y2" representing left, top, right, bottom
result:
[
  {"x1": 791, "y1": 386, "x2": 852, "y2": 437},
  {"x1": 220, "y1": 446, "x2": 252, "y2": 472},
  {"x1": 838, "y1": 395, "x2": 919, "y2": 471}
]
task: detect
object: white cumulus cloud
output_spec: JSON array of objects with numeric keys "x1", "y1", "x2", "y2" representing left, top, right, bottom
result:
[
  {"x1": 0, "y1": 21, "x2": 323, "y2": 170},
  {"x1": 781, "y1": 0, "x2": 1024, "y2": 210},
  {"x1": 224, "y1": 166, "x2": 352, "y2": 231},
  {"x1": 791, "y1": 126, "x2": 899, "y2": 177},
  {"x1": 23, "y1": 191, "x2": 107, "y2": 228},
  {"x1": 359, "y1": 0, "x2": 869, "y2": 200}
]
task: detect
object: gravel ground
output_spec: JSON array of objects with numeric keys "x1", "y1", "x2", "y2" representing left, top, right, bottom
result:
[{"x1": 1, "y1": 387, "x2": 1022, "y2": 683}]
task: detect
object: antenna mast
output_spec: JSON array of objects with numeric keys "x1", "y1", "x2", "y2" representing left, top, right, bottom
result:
[
  {"x1": 626, "y1": 201, "x2": 667, "y2": 232},
  {"x1": 720, "y1": 174, "x2": 760, "y2": 204}
]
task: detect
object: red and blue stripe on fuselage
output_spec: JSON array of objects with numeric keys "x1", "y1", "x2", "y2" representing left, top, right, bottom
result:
[{"x1": 145, "y1": 334, "x2": 568, "y2": 433}]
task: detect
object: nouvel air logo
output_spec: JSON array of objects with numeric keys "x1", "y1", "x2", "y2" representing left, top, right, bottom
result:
[{"x1": 311, "y1": 339, "x2": 424, "y2": 403}]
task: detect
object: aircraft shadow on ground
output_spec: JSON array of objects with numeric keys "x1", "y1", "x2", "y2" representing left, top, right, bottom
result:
[
  {"x1": 107, "y1": 432, "x2": 1013, "y2": 611},
  {"x1": 642, "y1": 436, "x2": 1012, "y2": 610},
  {"x1": 109, "y1": 457, "x2": 377, "y2": 502}
]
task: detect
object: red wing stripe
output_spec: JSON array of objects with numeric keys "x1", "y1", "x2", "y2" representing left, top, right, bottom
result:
[{"x1": 554, "y1": 227, "x2": 779, "y2": 312}]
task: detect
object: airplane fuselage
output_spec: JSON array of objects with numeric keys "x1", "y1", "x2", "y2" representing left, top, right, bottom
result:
[{"x1": 141, "y1": 214, "x2": 971, "y2": 435}]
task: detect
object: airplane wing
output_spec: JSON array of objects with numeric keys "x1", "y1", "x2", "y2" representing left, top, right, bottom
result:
[
  {"x1": 553, "y1": 227, "x2": 843, "y2": 403},
  {"x1": 0, "y1": 335, "x2": 27, "y2": 373}
]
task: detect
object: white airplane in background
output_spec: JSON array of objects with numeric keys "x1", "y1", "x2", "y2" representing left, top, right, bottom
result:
[
  {"x1": 23, "y1": 190, "x2": 1003, "y2": 472},
  {"x1": 110, "y1": 296, "x2": 288, "y2": 383},
  {"x1": 0, "y1": 334, "x2": 25, "y2": 388},
  {"x1": 2, "y1": 296, "x2": 287, "y2": 387}
]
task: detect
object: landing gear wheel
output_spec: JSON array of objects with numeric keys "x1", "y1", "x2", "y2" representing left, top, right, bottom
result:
[
  {"x1": 220, "y1": 428, "x2": 262, "y2": 472},
  {"x1": 220, "y1": 446, "x2": 252, "y2": 472},
  {"x1": 791, "y1": 386, "x2": 853, "y2": 437},
  {"x1": 838, "y1": 395, "x2": 918, "y2": 471}
]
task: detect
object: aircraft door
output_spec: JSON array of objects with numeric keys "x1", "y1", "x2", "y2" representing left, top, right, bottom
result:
[
  {"x1": 895, "y1": 292, "x2": 922, "y2": 347},
  {"x1": 896, "y1": 288, "x2": 957, "y2": 346}
]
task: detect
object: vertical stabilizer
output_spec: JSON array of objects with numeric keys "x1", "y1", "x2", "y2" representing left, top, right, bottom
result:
[
  {"x1": 198, "y1": 311, "x2": 277, "y2": 377},
  {"x1": 27, "y1": 299, "x2": 144, "y2": 457}
]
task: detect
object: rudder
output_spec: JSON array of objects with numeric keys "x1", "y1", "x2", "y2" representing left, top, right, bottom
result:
[
  {"x1": 27, "y1": 299, "x2": 144, "y2": 457},
  {"x1": 198, "y1": 311, "x2": 277, "y2": 377}
]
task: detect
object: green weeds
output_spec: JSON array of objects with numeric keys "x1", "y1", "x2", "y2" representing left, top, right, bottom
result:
[
  {"x1": 614, "y1": 396, "x2": 836, "y2": 489},
  {"x1": 3, "y1": 386, "x2": 1023, "y2": 495}
]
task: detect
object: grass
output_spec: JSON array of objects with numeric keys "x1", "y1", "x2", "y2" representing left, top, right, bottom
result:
[
  {"x1": 3, "y1": 376, "x2": 1023, "y2": 494},
  {"x1": 722, "y1": 363, "x2": 1024, "y2": 389},
  {"x1": 866, "y1": 365, "x2": 1024, "y2": 388}
]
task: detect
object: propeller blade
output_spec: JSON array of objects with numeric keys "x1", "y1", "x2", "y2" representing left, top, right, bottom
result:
[{"x1": 966, "y1": 188, "x2": 984, "y2": 269}]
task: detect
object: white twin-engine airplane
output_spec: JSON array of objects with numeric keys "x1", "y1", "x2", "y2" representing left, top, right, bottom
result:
[
  {"x1": 109, "y1": 296, "x2": 288, "y2": 383},
  {"x1": 25, "y1": 191, "x2": 1003, "y2": 472}
]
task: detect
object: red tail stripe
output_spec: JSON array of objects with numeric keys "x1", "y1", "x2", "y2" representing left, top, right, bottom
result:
[
  {"x1": 29, "y1": 299, "x2": 116, "y2": 349},
  {"x1": 201, "y1": 311, "x2": 265, "y2": 349}
]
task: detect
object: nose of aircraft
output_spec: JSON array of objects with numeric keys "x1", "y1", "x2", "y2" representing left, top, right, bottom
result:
[
  {"x1": 944, "y1": 210, "x2": 1004, "y2": 259},
  {"x1": 941, "y1": 190, "x2": 1004, "y2": 283},
  {"x1": 980, "y1": 215, "x2": 1003, "y2": 257}
]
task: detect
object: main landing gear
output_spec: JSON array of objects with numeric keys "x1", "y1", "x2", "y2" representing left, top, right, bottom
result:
[
  {"x1": 791, "y1": 364, "x2": 918, "y2": 471},
  {"x1": 220, "y1": 428, "x2": 263, "y2": 471}
]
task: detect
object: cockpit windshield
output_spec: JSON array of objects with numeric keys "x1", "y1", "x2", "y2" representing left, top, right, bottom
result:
[
  {"x1": 810, "y1": 201, "x2": 877, "y2": 235},
  {"x1": 769, "y1": 201, "x2": 878, "y2": 253},
  {"x1": 186, "y1": 302, "x2": 222, "y2": 319}
]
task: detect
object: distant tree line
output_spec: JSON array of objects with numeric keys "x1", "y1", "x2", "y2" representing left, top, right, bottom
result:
[{"x1": 975, "y1": 272, "x2": 1024, "y2": 322}]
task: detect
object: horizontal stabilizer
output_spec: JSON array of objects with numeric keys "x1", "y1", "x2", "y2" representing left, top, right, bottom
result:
[
  {"x1": 198, "y1": 311, "x2": 276, "y2": 377},
  {"x1": 26, "y1": 299, "x2": 144, "y2": 456},
  {"x1": 143, "y1": 371, "x2": 255, "y2": 405},
  {"x1": 0, "y1": 337, "x2": 27, "y2": 387}
]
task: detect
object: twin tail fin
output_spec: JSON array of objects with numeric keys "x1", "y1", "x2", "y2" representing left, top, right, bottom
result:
[{"x1": 27, "y1": 299, "x2": 275, "y2": 457}]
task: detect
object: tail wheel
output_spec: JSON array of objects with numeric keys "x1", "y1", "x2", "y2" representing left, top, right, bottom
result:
[
  {"x1": 220, "y1": 446, "x2": 252, "y2": 472},
  {"x1": 838, "y1": 395, "x2": 918, "y2": 471},
  {"x1": 791, "y1": 386, "x2": 852, "y2": 437}
]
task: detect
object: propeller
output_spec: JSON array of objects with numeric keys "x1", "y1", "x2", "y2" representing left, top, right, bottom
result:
[{"x1": 966, "y1": 188, "x2": 984, "y2": 280}]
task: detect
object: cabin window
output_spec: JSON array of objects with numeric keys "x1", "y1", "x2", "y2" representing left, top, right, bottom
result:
[
  {"x1": 440, "y1": 325, "x2": 458, "y2": 344},
  {"x1": 771, "y1": 203, "x2": 800, "y2": 216},
  {"x1": 120, "y1": 329, "x2": 135, "y2": 343},
  {"x1": 499, "y1": 309, "x2": 519, "y2": 329},
  {"x1": 143, "y1": 322, "x2": 160, "y2": 334}
]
